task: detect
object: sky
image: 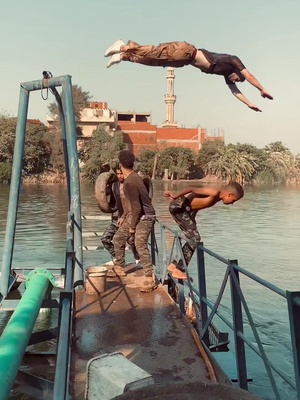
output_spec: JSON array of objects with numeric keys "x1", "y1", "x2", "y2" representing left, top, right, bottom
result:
[{"x1": 0, "y1": 0, "x2": 300, "y2": 151}]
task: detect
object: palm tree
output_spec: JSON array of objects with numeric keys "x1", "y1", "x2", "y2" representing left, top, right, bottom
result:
[
  {"x1": 264, "y1": 150, "x2": 294, "y2": 183},
  {"x1": 204, "y1": 146, "x2": 257, "y2": 184}
]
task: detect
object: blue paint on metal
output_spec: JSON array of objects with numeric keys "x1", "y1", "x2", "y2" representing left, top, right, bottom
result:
[
  {"x1": 196, "y1": 243, "x2": 209, "y2": 346},
  {"x1": 51, "y1": 87, "x2": 71, "y2": 206},
  {"x1": 0, "y1": 74, "x2": 82, "y2": 399},
  {"x1": 150, "y1": 225, "x2": 156, "y2": 266},
  {"x1": 201, "y1": 267, "x2": 230, "y2": 338},
  {"x1": 229, "y1": 260, "x2": 248, "y2": 390},
  {"x1": 53, "y1": 212, "x2": 75, "y2": 399},
  {"x1": 160, "y1": 222, "x2": 168, "y2": 283},
  {"x1": 162, "y1": 223, "x2": 286, "y2": 297},
  {"x1": 1, "y1": 86, "x2": 29, "y2": 298},
  {"x1": 21, "y1": 75, "x2": 68, "y2": 91},
  {"x1": 53, "y1": 293, "x2": 73, "y2": 399},
  {"x1": 159, "y1": 223, "x2": 298, "y2": 399},
  {"x1": 61, "y1": 76, "x2": 83, "y2": 287},
  {"x1": 287, "y1": 291, "x2": 300, "y2": 399}
]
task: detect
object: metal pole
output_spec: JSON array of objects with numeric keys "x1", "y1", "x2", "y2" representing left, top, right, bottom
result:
[
  {"x1": 53, "y1": 212, "x2": 74, "y2": 399},
  {"x1": 0, "y1": 269, "x2": 54, "y2": 399},
  {"x1": 61, "y1": 76, "x2": 83, "y2": 287},
  {"x1": 1, "y1": 86, "x2": 29, "y2": 298},
  {"x1": 53, "y1": 294, "x2": 73, "y2": 400},
  {"x1": 150, "y1": 224, "x2": 156, "y2": 266},
  {"x1": 287, "y1": 291, "x2": 300, "y2": 399},
  {"x1": 229, "y1": 259, "x2": 248, "y2": 390},
  {"x1": 196, "y1": 242, "x2": 209, "y2": 346},
  {"x1": 51, "y1": 87, "x2": 71, "y2": 206},
  {"x1": 160, "y1": 222, "x2": 167, "y2": 282},
  {"x1": 176, "y1": 236, "x2": 185, "y2": 314}
]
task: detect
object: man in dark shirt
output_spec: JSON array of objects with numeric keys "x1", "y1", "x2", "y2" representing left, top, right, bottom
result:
[
  {"x1": 112, "y1": 150, "x2": 157, "y2": 292},
  {"x1": 101, "y1": 167, "x2": 139, "y2": 265},
  {"x1": 104, "y1": 40, "x2": 273, "y2": 112}
]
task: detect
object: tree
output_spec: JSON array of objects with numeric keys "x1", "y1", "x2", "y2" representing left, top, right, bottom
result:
[
  {"x1": 157, "y1": 147, "x2": 195, "y2": 179},
  {"x1": 204, "y1": 145, "x2": 257, "y2": 184},
  {"x1": 43, "y1": 128, "x2": 66, "y2": 173},
  {"x1": 138, "y1": 149, "x2": 156, "y2": 176},
  {"x1": 196, "y1": 139, "x2": 225, "y2": 167},
  {"x1": 262, "y1": 148, "x2": 294, "y2": 184},
  {"x1": 0, "y1": 113, "x2": 17, "y2": 163},
  {"x1": 0, "y1": 115, "x2": 52, "y2": 175},
  {"x1": 0, "y1": 162, "x2": 12, "y2": 183},
  {"x1": 24, "y1": 122, "x2": 52, "y2": 173},
  {"x1": 251, "y1": 141, "x2": 294, "y2": 184},
  {"x1": 264, "y1": 141, "x2": 289, "y2": 153},
  {"x1": 48, "y1": 85, "x2": 92, "y2": 120},
  {"x1": 80, "y1": 126, "x2": 126, "y2": 182}
]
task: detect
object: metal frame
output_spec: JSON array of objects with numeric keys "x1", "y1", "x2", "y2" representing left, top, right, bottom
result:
[
  {"x1": 155, "y1": 222, "x2": 300, "y2": 400},
  {"x1": 1, "y1": 75, "x2": 83, "y2": 300},
  {"x1": 0, "y1": 75, "x2": 81, "y2": 399}
]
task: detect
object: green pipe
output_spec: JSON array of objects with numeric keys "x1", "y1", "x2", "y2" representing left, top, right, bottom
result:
[{"x1": 0, "y1": 269, "x2": 54, "y2": 399}]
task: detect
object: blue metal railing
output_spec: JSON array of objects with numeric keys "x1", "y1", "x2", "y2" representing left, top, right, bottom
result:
[
  {"x1": 53, "y1": 212, "x2": 75, "y2": 399},
  {"x1": 0, "y1": 74, "x2": 82, "y2": 399},
  {"x1": 151, "y1": 222, "x2": 300, "y2": 400},
  {"x1": 0, "y1": 74, "x2": 83, "y2": 299}
]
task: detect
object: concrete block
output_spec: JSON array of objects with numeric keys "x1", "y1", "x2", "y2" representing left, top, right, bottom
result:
[{"x1": 85, "y1": 352, "x2": 154, "y2": 399}]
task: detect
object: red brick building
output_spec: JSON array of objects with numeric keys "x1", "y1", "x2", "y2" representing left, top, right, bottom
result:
[
  {"x1": 118, "y1": 118, "x2": 223, "y2": 155},
  {"x1": 117, "y1": 66, "x2": 224, "y2": 154}
]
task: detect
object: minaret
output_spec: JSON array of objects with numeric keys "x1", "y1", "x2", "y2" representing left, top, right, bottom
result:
[{"x1": 162, "y1": 68, "x2": 178, "y2": 128}]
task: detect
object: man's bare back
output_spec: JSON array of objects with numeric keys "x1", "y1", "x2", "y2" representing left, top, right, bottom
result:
[{"x1": 164, "y1": 183, "x2": 244, "y2": 210}]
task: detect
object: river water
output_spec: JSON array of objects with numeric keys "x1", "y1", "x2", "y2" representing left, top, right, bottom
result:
[{"x1": 0, "y1": 181, "x2": 299, "y2": 399}]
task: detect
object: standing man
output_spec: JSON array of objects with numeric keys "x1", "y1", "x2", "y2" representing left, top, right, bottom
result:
[
  {"x1": 101, "y1": 167, "x2": 140, "y2": 265},
  {"x1": 104, "y1": 39, "x2": 273, "y2": 112},
  {"x1": 113, "y1": 150, "x2": 157, "y2": 293}
]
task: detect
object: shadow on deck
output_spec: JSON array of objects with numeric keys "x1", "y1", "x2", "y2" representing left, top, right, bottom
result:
[{"x1": 71, "y1": 265, "x2": 210, "y2": 399}]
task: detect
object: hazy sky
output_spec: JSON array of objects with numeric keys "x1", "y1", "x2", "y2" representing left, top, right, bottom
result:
[{"x1": 1, "y1": 0, "x2": 299, "y2": 151}]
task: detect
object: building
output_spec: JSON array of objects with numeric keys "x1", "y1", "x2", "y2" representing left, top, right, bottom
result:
[
  {"x1": 162, "y1": 68, "x2": 178, "y2": 128},
  {"x1": 117, "y1": 68, "x2": 223, "y2": 154},
  {"x1": 46, "y1": 69, "x2": 224, "y2": 154},
  {"x1": 46, "y1": 102, "x2": 116, "y2": 139}
]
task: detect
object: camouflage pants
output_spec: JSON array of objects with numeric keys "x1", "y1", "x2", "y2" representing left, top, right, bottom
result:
[
  {"x1": 169, "y1": 197, "x2": 201, "y2": 269},
  {"x1": 101, "y1": 220, "x2": 139, "y2": 260},
  {"x1": 113, "y1": 215, "x2": 155, "y2": 276},
  {"x1": 122, "y1": 41, "x2": 196, "y2": 68}
]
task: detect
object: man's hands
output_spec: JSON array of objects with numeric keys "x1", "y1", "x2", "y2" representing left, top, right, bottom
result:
[
  {"x1": 248, "y1": 104, "x2": 262, "y2": 112},
  {"x1": 261, "y1": 89, "x2": 273, "y2": 100},
  {"x1": 164, "y1": 191, "x2": 176, "y2": 200}
]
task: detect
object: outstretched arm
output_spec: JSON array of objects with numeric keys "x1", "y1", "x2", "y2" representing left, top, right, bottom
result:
[
  {"x1": 227, "y1": 83, "x2": 262, "y2": 112},
  {"x1": 164, "y1": 186, "x2": 220, "y2": 200},
  {"x1": 240, "y1": 69, "x2": 273, "y2": 100}
]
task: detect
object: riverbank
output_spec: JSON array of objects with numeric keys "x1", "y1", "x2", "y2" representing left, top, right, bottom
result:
[{"x1": 11, "y1": 171, "x2": 300, "y2": 187}]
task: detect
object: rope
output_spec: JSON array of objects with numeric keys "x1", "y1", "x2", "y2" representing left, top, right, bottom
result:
[{"x1": 41, "y1": 70, "x2": 53, "y2": 100}]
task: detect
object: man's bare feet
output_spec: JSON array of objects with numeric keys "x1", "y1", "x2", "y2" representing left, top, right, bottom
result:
[{"x1": 172, "y1": 268, "x2": 187, "y2": 280}]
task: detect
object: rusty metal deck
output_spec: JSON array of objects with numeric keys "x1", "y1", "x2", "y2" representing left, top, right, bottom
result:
[{"x1": 71, "y1": 265, "x2": 210, "y2": 399}]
